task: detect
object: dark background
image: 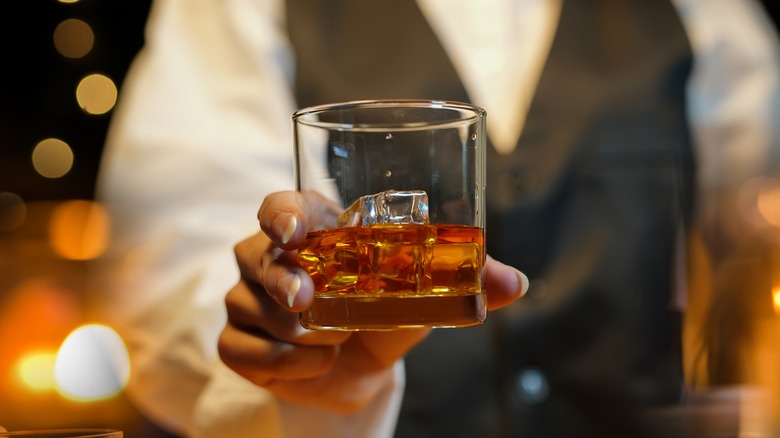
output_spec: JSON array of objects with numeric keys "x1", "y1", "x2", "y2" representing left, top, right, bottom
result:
[
  {"x1": 1, "y1": 1, "x2": 775, "y2": 203},
  {"x1": 0, "y1": 1, "x2": 175, "y2": 437},
  {"x1": 0, "y1": 0, "x2": 152, "y2": 201}
]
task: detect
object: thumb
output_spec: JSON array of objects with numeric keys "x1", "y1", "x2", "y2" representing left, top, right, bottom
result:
[{"x1": 485, "y1": 255, "x2": 529, "y2": 310}]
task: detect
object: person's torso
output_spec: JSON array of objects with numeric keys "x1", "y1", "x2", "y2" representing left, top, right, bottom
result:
[{"x1": 286, "y1": 1, "x2": 694, "y2": 436}]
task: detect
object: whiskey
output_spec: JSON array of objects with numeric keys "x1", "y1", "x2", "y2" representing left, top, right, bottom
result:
[{"x1": 298, "y1": 224, "x2": 487, "y2": 330}]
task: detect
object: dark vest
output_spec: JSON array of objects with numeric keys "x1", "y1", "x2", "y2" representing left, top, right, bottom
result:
[{"x1": 287, "y1": 1, "x2": 695, "y2": 437}]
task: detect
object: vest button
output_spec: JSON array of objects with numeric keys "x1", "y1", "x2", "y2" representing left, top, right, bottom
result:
[{"x1": 515, "y1": 367, "x2": 549, "y2": 405}]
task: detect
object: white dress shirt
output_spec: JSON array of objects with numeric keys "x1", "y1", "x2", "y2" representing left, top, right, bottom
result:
[{"x1": 95, "y1": 0, "x2": 780, "y2": 436}]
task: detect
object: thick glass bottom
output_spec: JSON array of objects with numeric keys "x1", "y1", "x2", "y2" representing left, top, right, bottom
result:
[{"x1": 300, "y1": 293, "x2": 487, "y2": 331}]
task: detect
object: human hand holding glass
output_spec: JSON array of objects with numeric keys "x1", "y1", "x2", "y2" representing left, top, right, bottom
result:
[
  {"x1": 217, "y1": 190, "x2": 528, "y2": 413},
  {"x1": 293, "y1": 100, "x2": 492, "y2": 330}
]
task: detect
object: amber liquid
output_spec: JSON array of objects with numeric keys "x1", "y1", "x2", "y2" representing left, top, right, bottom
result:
[{"x1": 298, "y1": 224, "x2": 487, "y2": 330}]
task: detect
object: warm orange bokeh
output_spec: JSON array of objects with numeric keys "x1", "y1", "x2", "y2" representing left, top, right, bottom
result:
[
  {"x1": 48, "y1": 200, "x2": 111, "y2": 260},
  {"x1": 758, "y1": 186, "x2": 780, "y2": 229},
  {"x1": 773, "y1": 288, "x2": 780, "y2": 315},
  {"x1": 15, "y1": 350, "x2": 58, "y2": 393},
  {"x1": 0, "y1": 280, "x2": 81, "y2": 392}
]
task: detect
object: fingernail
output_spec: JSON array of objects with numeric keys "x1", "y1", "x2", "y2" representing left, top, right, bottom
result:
[
  {"x1": 276, "y1": 213, "x2": 297, "y2": 244},
  {"x1": 287, "y1": 274, "x2": 301, "y2": 308},
  {"x1": 516, "y1": 268, "x2": 529, "y2": 296}
]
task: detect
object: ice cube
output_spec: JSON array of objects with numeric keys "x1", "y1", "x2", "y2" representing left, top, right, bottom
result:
[
  {"x1": 362, "y1": 224, "x2": 435, "y2": 293},
  {"x1": 337, "y1": 190, "x2": 429, "y2": 227}
]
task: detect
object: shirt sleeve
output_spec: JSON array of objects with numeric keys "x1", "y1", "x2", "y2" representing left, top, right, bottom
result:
[
  {"x1": 94, "y1": 0, "x2": 404, "y2": 435},
  {"x1": 191, "y1": 360, "x2": 406, "y2": 438},
  {"x1": 673, "y1": 0, "x2": 780, "y2": 194}
]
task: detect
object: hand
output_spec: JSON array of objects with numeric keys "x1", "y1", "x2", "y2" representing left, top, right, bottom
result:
[{"x1": 218, "y1": 190, "x2": 528, "y2": 413}]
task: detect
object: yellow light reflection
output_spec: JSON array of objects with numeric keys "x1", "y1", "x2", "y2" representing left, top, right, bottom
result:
[
  {"x1": 0, "y1": 280, "x2": 81, "y2": 405},
  {"x1": 49, "y1": 200, "x2": 111, "y2": 260},
  {"x1": 0, "y1": 192, "x2": 26, "y2": 231},
  {"x1": 55, "y1": 324, "x2": 130, "y2": 402},
  {"x1": 32, "y1": 138, "x2": 74, "y2": 179},
  {"x1": 76, "y1": 74, "x2": 117, "y2": 115},
  {"x1": 53, "y1": 19, "x2": 94, "y2": 59},
  {"x1": 58, "y1": 0, "x2": 80, "y2": 3},
  {"x1": 15, "y1": 351, "x2": 58, "y2": 392},
  {"x1": 0, "y1": 280, "x2": 81, "y2": 362},
  {"x1": 773, "y1": 287, "x2": 780, "y2": 315}
]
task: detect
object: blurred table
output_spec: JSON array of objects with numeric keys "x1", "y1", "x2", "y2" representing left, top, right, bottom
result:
[{"x1": 641, "y1": 385, "x2": 777, "y2": 437}]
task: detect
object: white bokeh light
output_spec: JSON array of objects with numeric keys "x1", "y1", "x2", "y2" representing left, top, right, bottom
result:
[{"x1": 54, "y1": 324, "x2": 130, "y2": 401}]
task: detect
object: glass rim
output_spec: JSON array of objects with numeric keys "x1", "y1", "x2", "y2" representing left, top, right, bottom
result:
[
  {"x1": 0, "y1": 430, "x2": 122, "y2": 437},
  {"x1": 292, "y1": 99, "x2": 486, "y2": 132}
]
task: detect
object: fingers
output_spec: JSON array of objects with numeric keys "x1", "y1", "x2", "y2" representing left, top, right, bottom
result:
[
  {"x1": 266, "y1": 340, "x2": 398, "y2": 414},
  {"x1": 258, "y1": 191, "x2": 307, "y2": 249},
  {"x1": 258, "y1": 190, "x2": 342, "y2": 250},
  {"x1": 253, "y1": 190, "x2": 343, "y2": 309},
  {"x1": 219, "y1": 322, "x2": 339, "y2": 384},
  {"x1": 259, "y1": 246, "x2": 313, "y2": 310},
  {"x1": 220, "y1": 280, "x2": 352, "y2": 384},
  {"x1": 223, "y1": 278, "x2": 350, "y2": 346},
  {"x1": 484, "y1": 255, "x2": 529, "y2": 310},
  {"x1": 219, "y1": 281, "x2": 403, "y2": 414},
  {"x1": 233, "y1": 232, "x2": 313, "y2": 310},
  {"x1": 233, "y1": 231, "x2": 273, "y2": 285}
]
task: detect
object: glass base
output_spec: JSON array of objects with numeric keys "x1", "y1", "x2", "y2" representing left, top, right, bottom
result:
[{"x1": 300, "y1": 293, "x2": 487, "y2": 331}]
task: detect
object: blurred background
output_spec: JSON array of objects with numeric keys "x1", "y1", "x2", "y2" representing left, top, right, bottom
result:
[
  {"x1": 1, "y1": 0, "x2": 779, "y2": 437},
  {"x1": 0, "y1": 0, "x2": 171, "y2": 435}
]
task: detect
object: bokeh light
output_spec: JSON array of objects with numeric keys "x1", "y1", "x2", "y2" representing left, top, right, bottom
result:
[
  {"x1": 48, "y1": 200, "x2": 111, "y2": 260},
  {"x1": 53, "y1": 19, "x2": 94, "y2": 59},
  {"x1": 32, "y1": 138, "x2": 74, "y2": 179},
  {"x1": 15, "y1": 351, "x2": 58, "y2": 393},
  {"x1": 76, "y1": 74, "x2": 117, "y2": 115},
  {"x1": 55, "y1": 324, "x2": 130, "y2": 402},
  {"x1": 773, "y1": 287, "x2": 780, "y2": 316},
  {"x1": 0, "y1": 280, "x2": 81, "y2": 392},
  {"x1": 758, "y1": 186, "x2": 780, "y2": 228},
  {"x1": 0, "y1": 192, "x2": 27, "y2": 231}
]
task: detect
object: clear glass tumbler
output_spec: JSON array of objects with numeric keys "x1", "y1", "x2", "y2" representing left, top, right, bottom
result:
[{"x1": 293, "y1": 99, "x2": 487, "y2": 330}]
